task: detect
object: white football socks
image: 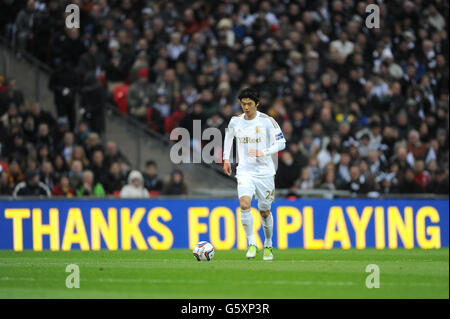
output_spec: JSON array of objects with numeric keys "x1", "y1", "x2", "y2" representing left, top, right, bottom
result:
[
  {"x1": 240, "y1": 208, "x2": 257, "y2": 246},
  {"x1": 261, "y1": 212, "x2": 273, "y2": 248}
]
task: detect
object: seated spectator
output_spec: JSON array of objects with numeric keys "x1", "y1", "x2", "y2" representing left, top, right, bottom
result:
[
  {"x1": 414, "y1": 160, "x2": 431, "y2": 191},
  {"x1": 276, "y1": 151, "x2": 300, "y2": 189},
  {"x1": 76, "y1": 170, "x2": 105, "y2": 197},
  {"x1": 127, "y1": 68, "x2": 155, "y2": 121},
  {"x1": 68, "y1": 145, "x2": 90, "y2": 168},
  {"x1": 407, "y1": 130, "x2": 429, "y2": 161},
  {"x1": 68, "y1": 159, "x2": 83, "y2": 190},
  {"x1": 85, "y1": 132, "x2": 103, "y2": 161},
  {"x1": 162, "y1": 169, "x2": 188, "y2": 195},
  {"x1": 0, "y1": 170, "x2": 13, "y2": 195},
  {"x1": 320, "y1": 168, "x2": 337, "y2": 191},
  {"x1": 37, "y1": 144, "x2": 52, "y2": 164},
  {"x1": 28, "y1": 102, "x2": 55, "y2": 129},
  {"x1": 75, "y1": 120, "x2": 91, "y2": 146},
  {"x1": 426, "y1": 168, "x2": 449, "y2": 194},
  {"x1": 397, "y1": 169, "x2": 424, "y2": 194},
  {"x1": 143, "y1": 160, "x2": 163, "y2": 192},
  {"x1": 53, "y1": 154, "x2": 69, "y2": 181},
  {"x1": 60, "y1": 132, "x2": 75, "y2": 162},
  {"x1": 89, "y1": 149, "x2": 108, "y2": 185},
  {"x1": 39, "y1": 160, "x2": 56, "y2": 190},
  {"x1": 294, "y1": 167, "x2": 315, "y2": 190},
  {"x1": 104, "y1": 141, "x2": 129, "y2": 168},
  {"x1": 5, "y1": 159, "x2": 24, "y2": 190},
  {"x1": 13, "y1": 169, "x2": 50, "y2": 197},
  {"x1": 317, "y1": 142, "x2": 340, "y2": 170},
  {"x1": 104, "y1": 162, "x2": 126, "y2": 195},
  {"x1": 0, "y1": 78, "x2": 24, "y2": 116},
  {"x1": 51, "y1": 174, "x2": 75, "y2": 197},
  {"x1": 340, "y1": 164, "x2": 369, "y2": 195},
  {"x1": 120, "y1": 170, "x2": 150, "y2": 198},
  {"x1": 376, "y1": 172, "x2": 399, "y2": 194}
]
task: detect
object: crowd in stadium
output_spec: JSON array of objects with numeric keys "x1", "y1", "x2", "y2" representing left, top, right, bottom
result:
[
  {"x1": 0, "y1": 0, "x2": 449, "y2": 197},
  {"x1": 0, "y1": 79, "x2": 188, "y2": 197}
]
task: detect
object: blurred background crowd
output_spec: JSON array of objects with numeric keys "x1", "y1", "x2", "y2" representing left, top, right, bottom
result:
[{"x1": 0, "y1": 0, "x2": 448, "y2": 197}]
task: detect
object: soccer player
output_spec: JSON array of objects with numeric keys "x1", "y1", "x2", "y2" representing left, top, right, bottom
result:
[{"x1": 222, "y1": 88, "x2": 286, "y2": 260}]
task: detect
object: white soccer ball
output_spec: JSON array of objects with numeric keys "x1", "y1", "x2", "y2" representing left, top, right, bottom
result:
[{"x1": 193, "y1": 241, "x2": 215, "y2": 261}]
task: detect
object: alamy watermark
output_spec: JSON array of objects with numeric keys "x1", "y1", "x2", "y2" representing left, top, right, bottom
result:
[
  {"x1": 65, "y1": 4, "x2": 80, "y2": 29},
  {"x1": 365, "y1": 264, "x2": 380, "y2": 288},
  {"x1": 169, "y1": 121, "x2": 279, "y2": 170},
  {"x1": 65, "y1": 263, "x2": 80, "y2": 288},
  {"x1": 365, "y1": 4, "x2": 380, "y2": 29}
]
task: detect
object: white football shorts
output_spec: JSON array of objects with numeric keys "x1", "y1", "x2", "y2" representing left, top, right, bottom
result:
[{"x1": 236, "y1": 174, "x2": 275, "y2": 211}]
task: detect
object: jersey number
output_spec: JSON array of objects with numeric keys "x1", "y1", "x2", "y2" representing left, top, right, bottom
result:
[{"x1": 265, "y1": 189, "x2": 275, "y2": 200}]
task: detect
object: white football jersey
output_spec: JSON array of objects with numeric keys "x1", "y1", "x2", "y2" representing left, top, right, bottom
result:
[{"x1": 223, "y1": 111, "x2": 286, "y2": 177}]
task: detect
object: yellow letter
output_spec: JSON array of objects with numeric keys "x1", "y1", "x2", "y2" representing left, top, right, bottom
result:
[
  {"x1": 33, "y1": 208, "x2": 60, "y2": 251},
  {"x1": 324, "y1": 206, "x2": 351, "y2": 249},
  {"x1": 346, "y1": 206, "x2": 373, "y2": 249},
  {"x1": 91, "y1": 207, "x2": 118, "y2": 250},
  {"x1": 388, "y1": 206, "x2": 414, "y2": 249},
  {"x1": 147, "y1": 207, "x2": 173, "y2": 250},
  {"x1": 4, "y1": 209, "x2": 30, "y2": 251},
  {"x1": 188, "y1": 207, "x2": 209, "y2": 249},
  {"x1": 416, "y1": 206, "x2": 441, "y2": 249},
  {"x1": 209, "y1": 207, "x2": 235, "y2": 250},
  {"x1": 277, "y1": 206, "x2": 301, "y2": 249},
  {"x1": 303, "y1": 206, "x2": 323, "y2": 249},
  {"x1": 236, "y1": 207, "x2": 263, "y2": 250},
  {"x1": 121, "y1": 207, "x2": 147, "y2": 250},
  {"x1": 62, "y1": 208, "x2": 89, "y2": 250},
  {"x1": 374, "y1": 207, "x2": 385, "y2": 249}
]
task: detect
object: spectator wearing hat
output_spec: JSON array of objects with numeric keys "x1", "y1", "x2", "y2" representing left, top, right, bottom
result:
[
  {"x1": 120, "y1": 170, "x2": 150, "y2": 198},
  {"x1": 13, "y1": 169, "x2": 50, "y2": 197},
  {"x1": 217, "y1": 18, "x2": 235, "y2": 48}
]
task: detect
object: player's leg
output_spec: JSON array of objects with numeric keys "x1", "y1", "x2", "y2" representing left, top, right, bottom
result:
[
  {"x1": 254, "y1": 176, "x2": 275, "y2": 260},
  {"x1": 237, "y1": 176, "x2": 257, "y2": 258}
]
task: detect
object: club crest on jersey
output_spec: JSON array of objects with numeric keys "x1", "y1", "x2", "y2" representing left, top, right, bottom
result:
[{"x1": 255, "y1": 126, "x2": 261, "y2": 134}]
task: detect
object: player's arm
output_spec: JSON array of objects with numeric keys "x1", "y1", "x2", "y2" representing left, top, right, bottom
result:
[
  {"x1": 223, "y1": 118, "x2": 235, "y2": 176},
  {"x1": 249, "y1": 117, "x2": 286, "y2": 157}
]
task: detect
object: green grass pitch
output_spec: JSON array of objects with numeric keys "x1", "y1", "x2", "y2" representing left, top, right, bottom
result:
[{"x1": 0, "y1": 249, "x2": 448, "y2": 299}]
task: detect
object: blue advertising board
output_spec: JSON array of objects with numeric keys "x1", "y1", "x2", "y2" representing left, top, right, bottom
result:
[{"x1": 0, "y1": 198, "x2": 448, "y2": 250}]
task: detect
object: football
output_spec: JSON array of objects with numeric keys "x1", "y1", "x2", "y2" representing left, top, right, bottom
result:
[{"x1": 193, "y1": 241, "x2": 215, "y2": 261}]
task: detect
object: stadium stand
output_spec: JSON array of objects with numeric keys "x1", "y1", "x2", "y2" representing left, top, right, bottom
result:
[{"x1": 0, "y1": 0, "x2": 448, "y2": 197}]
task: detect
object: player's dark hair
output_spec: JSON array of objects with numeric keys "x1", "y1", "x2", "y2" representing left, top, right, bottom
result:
[{"x1": 238, "y1": 87, "x2": 260, "y2": 104}]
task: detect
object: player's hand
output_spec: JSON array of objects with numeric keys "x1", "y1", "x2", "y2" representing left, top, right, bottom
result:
[
  {"x1": 223, "y1": 160, "x2": 232, "y2": 176},
  {"x1": 248, "y1": 149, "x2": 264, "y2": 157}
]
